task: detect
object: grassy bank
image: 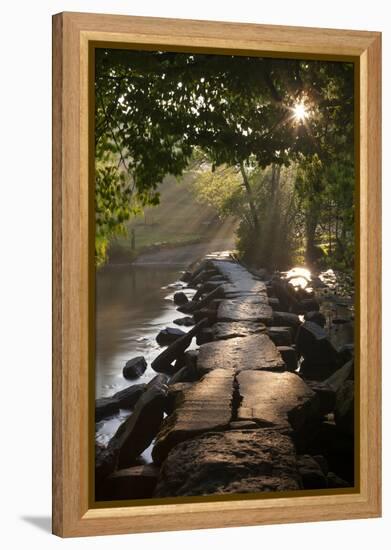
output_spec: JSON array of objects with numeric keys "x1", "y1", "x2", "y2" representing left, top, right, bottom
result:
[{"x1": 107, "y1": 175, "x2": 235, "y2": 264}]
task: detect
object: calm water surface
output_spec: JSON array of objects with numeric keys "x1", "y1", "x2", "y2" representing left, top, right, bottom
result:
[{"x1": 95, "y1": 265, "x2": 196, "y2": 449}]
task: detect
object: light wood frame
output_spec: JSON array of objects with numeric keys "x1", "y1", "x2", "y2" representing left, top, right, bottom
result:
[{"x1": 52, "y1": 11, "x2": 382, "y2": 538}]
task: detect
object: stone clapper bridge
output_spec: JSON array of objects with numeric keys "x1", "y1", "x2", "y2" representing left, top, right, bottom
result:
[{"x1": 96, "y1": 253, "x2": 343, "y2": 499}]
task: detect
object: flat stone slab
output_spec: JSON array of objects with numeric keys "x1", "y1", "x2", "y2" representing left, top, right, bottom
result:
[
  {"x1": 154, "y1": 429, "x2": 301, "y2": 497},
  {"x1": 218, "y1": 296, "x2": 273, "y2": 324},
  {"x1": 152, "y1": 369, "x2": 234, "y2": 464},
  {"x1": 210, "y1": 259, "x2": 269, "y2": 297},
  {"x1": 222, "y1": 282, "x2": 268, "y2": 298},
  {"x1": 213, "y1": 321, "x2": 266, "y2": 340},
  {"x1": 197, "y1": 334, "x2": 285, "y2": 376},
  {"x1": 237, "y1": 370, "x2": 319, "y2": 431}
]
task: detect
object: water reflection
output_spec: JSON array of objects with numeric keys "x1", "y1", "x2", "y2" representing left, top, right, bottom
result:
[
  {"x1": 96, "y1": 265, "x2": 194, "y2": 397},
  {"x1": 95, "y1": 264, "x2": 196, "y2": 448},
  {"x1": 283, "y1": 266, "x2": 312, "y2": 290}
]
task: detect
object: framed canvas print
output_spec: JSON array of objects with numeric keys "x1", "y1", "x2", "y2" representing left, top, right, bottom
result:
[{"x1": 52, "y1": 12, "x2": 381, "y2": 537}]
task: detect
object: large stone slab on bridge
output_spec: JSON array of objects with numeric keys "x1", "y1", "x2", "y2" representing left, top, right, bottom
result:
[
  {"x1": 152, "y1": 368, "x2": 234, "y2": 464},
  {"x1": 222, "y1": 282, "x2": 268, "y2": 298},
  {"x1": 197, "y1": 334, "x2": 285, "y2": 376},
  {"x1": 211, "y1": 259, "x2": 269, "y2": 297},
  {"x1": 237, "y1": 370, "x2": 320, "y2": 431},
  {"x1": 211, "y1": 259, "x2": 257, "y2": 280},
  {"x1": 154, "y1": 429, "x2": 301, "y2": 497},
  {"x1": 217, "y1": 296, "x2": 273, "y2": 324},
  {"x1": 213, "y1": 321, "x2": 266, "y2": 341}
]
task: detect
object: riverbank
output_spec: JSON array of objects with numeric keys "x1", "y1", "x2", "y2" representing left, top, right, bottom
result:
[
  {"x1": 106, "y1": 235, "x2": 236, "y2": 267},
  {"x1": 95, "y1": 253, "x2": 355, "y2": 501}
]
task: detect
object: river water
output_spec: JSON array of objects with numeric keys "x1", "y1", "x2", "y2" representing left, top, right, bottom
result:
[
  {"x1": 95, "y1": 264, "x2": 196, "y2": 450},
  {"x1": 94, "y1": 233, "x2": 237, "y2": 458}
]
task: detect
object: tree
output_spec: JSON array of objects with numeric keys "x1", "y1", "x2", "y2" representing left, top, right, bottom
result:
[{"x1": 95, "y1": 49, "x2": 354, "y2": 268}]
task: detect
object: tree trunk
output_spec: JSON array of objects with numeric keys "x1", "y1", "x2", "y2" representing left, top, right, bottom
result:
[
  {"x1": 268, "y1": 164, "x2": 282, "y2": 266},
  {"x1": 305, "y1": 205, "x2": 319, "y2": 264},
  {"x1": 239, "y1": 162, "x2": 260, "y2": 232}
]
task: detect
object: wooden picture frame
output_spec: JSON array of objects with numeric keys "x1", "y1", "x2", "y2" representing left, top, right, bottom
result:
[{"x1": 52, "y1": 11, "x2": 381, "y2": 537}]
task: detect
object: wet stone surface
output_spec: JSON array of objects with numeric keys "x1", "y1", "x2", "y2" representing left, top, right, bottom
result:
[
  {"x1": 152, "y1": 368, "x2": 235, "y2": 465},
  {"x1": 218, "y1": 296, "x2": 273, "y2": 324},
  {"x1": 197, "y1": 334, "x2": 285, "y2": 376},
  {"x1": 154, "y1": 429, "x2": 301, "y2": 497},
  {"x1": 237, "y1": 370, "x2": 320, "y2": 431}
]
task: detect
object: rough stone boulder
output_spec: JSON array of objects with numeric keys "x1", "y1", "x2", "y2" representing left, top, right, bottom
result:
[
  {"x1": 335, "y1": 380, "x2": 354, "y2": 436},
  {"x1": 277, "y1": 346, "x2": 298, "y2": 372},
  {"x1": 303, "y1": 360, "x2": 353, "y2": 416},
  {"x1": 217, "y1": 296, "x2": 273, "y2": 324},
  {"x1": 237, "y1": 370, "x2": 320, "y2": 432},
  {"x1": 296, "y1": 321, "x2": 339, "y2": 368},
  {"x1": 272, "y1": 312, "x2": 301, "y2": 337},
  {"x1": 300, "y1": 360, "x2": 338, "y2": 382},
  {"x1": 305, "y1": 380, "x2": 336, "y2": 416},
  {"x1": 294, "y1": 298, "x2": 320, "y2": 314},
  {"x1": 267, "y1": 326, "x2": 293, "y2": 346},
  {"x1": 304, "y1": 311, "x2": 326, "y2": 328},
  {"x1": 174, "y1": 349, "x2": 198, "y2": 371},
  {"x1": 147, "y1": 374, "x2": 170, "y2": 389},
  {"x1": 108, "y1": 384, "x2": 168, "y2": 469},
  {"x1": 193, "y1": 307, "x2": 217, "y2": 325},
  {"x1": 112, "y1": 383, "x2": 146, "y2": 409},
  {"x1": 123, "y1": 356, "x2": 147, "y2": 380},
  {"x1": 339, "y1": 343, "x2": 354, "y2": 364},
  {"x1": 297, "y1": 454, "x2": 328, "y2": 489},
  {"x1": 268, "y1": 297, "x2": 280, "y2": 309},
  {"x1": 168, "y1": 363, "x2": 199, "y2": 385},
  {"x1": 98, "y1": 464, "x2": 160, "y2": 501},
  {"x1": 196, "y1": 327, "x2": 215, "y2": 345},
  {"x1": 178, "y1": 286, "x2": 224, "y2": 314},
  {"x1": 151, "y1": 319, "x2": 207, "y2": 374},
  {"x1": 327, "y1": 471, "x2": 351, "y2": 488},
  {"x1": 173, "y1": 316, "x2": 194, "y2": 327},
  {"x1": 208, "y1": 274, "x2": 228, "y2": 283},
  {"x1": 152, "y1": 369, "x2": 234, "y2": 464},
  {"x1": 95, "y1": 443, "x2": 117, "y2": 485},
  {"x1": 272, "y1": 280, "x2": 299, "y2": 311},
  {"x1": 325, "y1": 360, "x2": 354, "y2": 391},
  {"x1": 197, "y1": 334, "x2": 285, "y2": 376},
  {"x1": 202, "y1": 280, "x2": 226, "y2": 293},
  {"x1": 180, "y1": 270, "x2": 192, "y2": 283},
  {"x1": 154, "y1": 429, "x2": 301, "y2": 497},
  {"x1": 213, "y1": 321, "x2": 265, "y2": 341},
  {"x1": 156, "y1": 327, "x2": 186, "y2": 346},
  {"x1": 173, "y1": 291, "x2": 189, "y2": 306},
  {"x1": 95, "y1": 397, "x2": 120, "y2": 422},
  {"x1": 303, "y1": 420, "x2": 354, "y2": 483},
  {"x1": 190, "y1": 267, "x2": 217, "y2": 286}
]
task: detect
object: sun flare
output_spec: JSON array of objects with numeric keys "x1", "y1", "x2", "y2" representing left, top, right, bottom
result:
[{"x1": 292, "y1": 101, "x2": 308, "y2": 123}]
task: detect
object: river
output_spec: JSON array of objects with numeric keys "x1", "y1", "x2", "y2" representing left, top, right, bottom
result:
[
  {"x1": 95, "y1": 236, "x2": 236, "y2": 459},
  {"x1": 95, "y1": 264, "x2": 196, "y2": 452},
  {"x1": 95, "y1": 251, "x2": 354, "y2": 461}
]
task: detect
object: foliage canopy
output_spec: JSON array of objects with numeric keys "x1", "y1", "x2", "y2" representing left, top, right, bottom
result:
[{"x1": 95, "y1": 49, "x2": 354, "y2": 269}]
